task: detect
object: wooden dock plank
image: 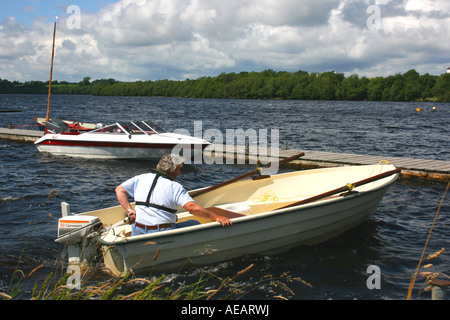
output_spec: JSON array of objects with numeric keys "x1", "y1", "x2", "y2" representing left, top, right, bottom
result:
[{"x1": 0, "y1": 128, "x2": 43, "y2": 142}]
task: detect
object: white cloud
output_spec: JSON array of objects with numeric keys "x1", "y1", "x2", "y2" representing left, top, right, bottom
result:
[
  {"x1": 405, "y1": 0, "x2": 445, "y2": 13},
  {"x1": 0, "y1": 0, "x2": 449, "y2": 82}
]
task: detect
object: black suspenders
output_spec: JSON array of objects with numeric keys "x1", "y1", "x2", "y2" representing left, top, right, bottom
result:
[{"x1": 135, "y1": 174, "x2": 178, "y2": 214}]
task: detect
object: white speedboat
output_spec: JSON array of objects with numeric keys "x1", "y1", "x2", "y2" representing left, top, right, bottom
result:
[
  {"x1": 55, "y1": 163, "x2": 400, "y2": 276},
  {"x1": 34, "y1": 120, "x2": 210, "y2": 160}
]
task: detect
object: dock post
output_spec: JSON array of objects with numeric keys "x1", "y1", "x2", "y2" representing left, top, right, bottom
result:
[{"x1": 430, "y1": 279, "x2": 449, "y2": 300}]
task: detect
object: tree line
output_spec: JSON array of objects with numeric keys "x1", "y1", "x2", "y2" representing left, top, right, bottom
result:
[{"x1": 1, "y1": 69, "x2": 449, "y2": 102}]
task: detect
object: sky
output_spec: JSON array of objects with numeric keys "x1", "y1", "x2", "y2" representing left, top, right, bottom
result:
[{"x1": 0, "y1": 0, "x2": 449, "y2": 82}]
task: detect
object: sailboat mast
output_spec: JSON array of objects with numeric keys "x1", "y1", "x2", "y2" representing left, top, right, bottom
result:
[{"x1": 46, "y1": 18, "x2": 57, "y2": 122}]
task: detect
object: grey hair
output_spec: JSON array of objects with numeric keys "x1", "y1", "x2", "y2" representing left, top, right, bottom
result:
[{"x1": 156, "y1": 154, "x2": 184, "y2": 173}]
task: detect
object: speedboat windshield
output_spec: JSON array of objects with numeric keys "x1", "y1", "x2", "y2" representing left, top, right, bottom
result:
[
  {"x1": 90, "y1": 120, "x2": 167, "y2": 135},
  {"x1": 140, "y1": 120, "x2": 167, "y2": 134}
]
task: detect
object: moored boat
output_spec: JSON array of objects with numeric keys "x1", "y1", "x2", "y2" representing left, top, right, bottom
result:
[
  {"x1": 55, "y1": 163, "x2": 400, "y2": 276},
  {"x1": 34, "y1": 120, "x2": 210, "y2": 160},
  {"x1": 34, "y1": 117, "x2": 97, "y2": 132}
]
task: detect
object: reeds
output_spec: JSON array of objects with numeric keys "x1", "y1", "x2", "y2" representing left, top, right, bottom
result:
[
  {"x1": 1, "y1": 260, "x2": 311, "y2": 300},
  {"x1": 417, "y1": 248, "x2": 449, "y2": 297},
  {"x1": 407, "y1": 181, "x2": 449, "y2": 300},
  {"x1": 1, "y1": 232, "x2": 314, "y2": 300},
  {"x1": 1, "y1": 230, "x2": 311, "y2": 300}
]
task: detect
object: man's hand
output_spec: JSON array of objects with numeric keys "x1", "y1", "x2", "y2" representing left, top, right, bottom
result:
[
  {"x1": 126, "y1": 209, "x2": 136, "y2": 223},
  {"x1": 214, "y1": 214, "x2": 233, "y2": 227}
]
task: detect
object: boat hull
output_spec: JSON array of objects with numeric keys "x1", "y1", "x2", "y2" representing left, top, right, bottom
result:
[
  {"x1": 94, "y1": 165, "x2": 399, "y2": 276},
  {"x1": 35, "y1": 133, "x2": 209, "y2": 160},
  {"x1": 35, "y1": 142, "x2": 205, "y2": 160}
]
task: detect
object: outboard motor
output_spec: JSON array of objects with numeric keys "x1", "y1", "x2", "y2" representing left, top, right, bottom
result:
[
  {"x1": 55, "y1": 202, "x2": 103, "y2": 266},
  {"x1": 45, "y1": 119, "x2": 70, "y2": 133}
]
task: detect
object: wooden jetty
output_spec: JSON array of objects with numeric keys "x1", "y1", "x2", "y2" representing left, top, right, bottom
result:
[
  {"x1": 277, "y1": 149, "x2": 449, "y2": 184},
  {"x1": 0, "y1": 109, "x2": 22, "y2": 113},
  {"x1": 0, "y1": 128, "x2": 44, "y2": 143},
  {"x1": 0, "y1": 128, "x2": 448, "y2": 184},
  {"x1": 205, "y1": 145, "x2": 449, "y2": 184}
]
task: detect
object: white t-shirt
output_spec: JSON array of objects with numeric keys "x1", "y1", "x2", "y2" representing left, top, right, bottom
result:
[{"x1": 121, "y1": 172, "x2": 194, "y2": 225}]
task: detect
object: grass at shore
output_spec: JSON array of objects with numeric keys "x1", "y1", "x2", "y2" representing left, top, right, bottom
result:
[{"x1": 1, "y1": 262, "x2": 312, "y2": 300}]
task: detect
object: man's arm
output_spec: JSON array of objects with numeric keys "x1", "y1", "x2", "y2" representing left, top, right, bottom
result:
[
  {"x1": 115, "y1": 185, "x2": 136, "y2": 222},
  {"x1": 183, "y1": 201, "x2": 232, "y2": 227}
]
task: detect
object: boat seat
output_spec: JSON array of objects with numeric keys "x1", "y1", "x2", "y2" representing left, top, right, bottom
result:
[
  {"x1": 176, "y1": 206, "x2": 246, "y2": 225},
  {"x1": 207, "y1": 206, "x2": 246, "y2": 219}
]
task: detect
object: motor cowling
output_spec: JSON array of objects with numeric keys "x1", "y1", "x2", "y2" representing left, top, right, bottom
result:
[
  {"x1": 56, "y1": 215, "x2": 103, "y2": 266},
  {"x1": 45, "y1": 119, "x2": 70, "y2": 134},
  {"x1": 56, "y1": 215, "x2": 102, "y2": 244}
]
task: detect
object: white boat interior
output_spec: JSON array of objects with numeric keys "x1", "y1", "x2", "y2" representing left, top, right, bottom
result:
[{"x1": 101, "y1": 163, "x2": 398, "y2": 237}]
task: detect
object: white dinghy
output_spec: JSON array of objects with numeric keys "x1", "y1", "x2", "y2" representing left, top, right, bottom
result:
[{"x1": 55, "y1": 162, "x2": 400, "y2": 277}]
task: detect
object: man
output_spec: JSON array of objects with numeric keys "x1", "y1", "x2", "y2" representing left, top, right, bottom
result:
[{"x1": 115, "y1": 154, "x2": 232, "y2": 236}]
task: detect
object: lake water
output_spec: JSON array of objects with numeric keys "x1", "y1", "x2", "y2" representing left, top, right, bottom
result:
[{"x1": 0, "y1": 94, "x2": 449, "y2": 300}]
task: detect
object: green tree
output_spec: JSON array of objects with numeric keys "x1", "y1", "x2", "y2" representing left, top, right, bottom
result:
[
  {"x1": 403, "y1": 69, "x2": 422, "y2": 101},
  {"x1": 386, "y1": 74, "x2": 405, "y2": 101},
  {"x1": 434, "y1": 73, "x2": 450, "y2": 102},
  {"x1": 80, "y1": 77, "x2": 91, "y2": 86},
  {"x1": 367, "y1": 77, "x2": 385, "y2": 101},
  {"x1": 341, "y1": 74, "x2": 367, "y2": 100}
]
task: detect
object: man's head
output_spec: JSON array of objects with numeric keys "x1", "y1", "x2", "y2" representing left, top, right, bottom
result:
[{"x1": 156, "y1": 154, "x2": 184, "y2": 179}]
